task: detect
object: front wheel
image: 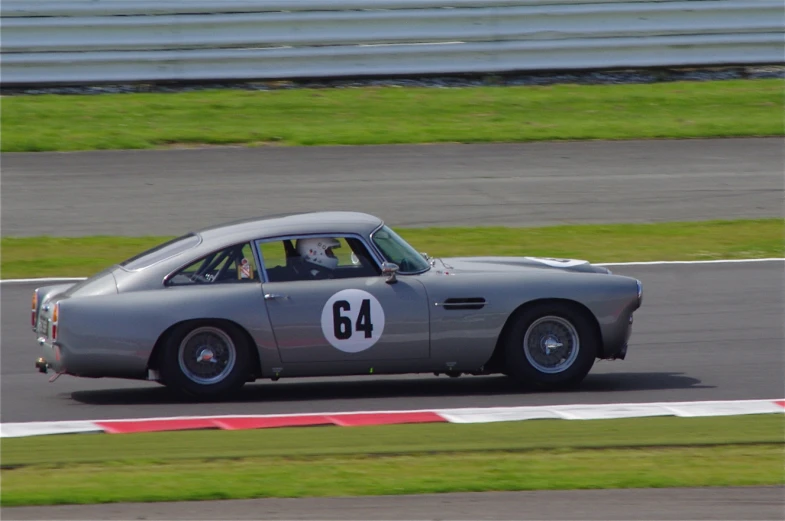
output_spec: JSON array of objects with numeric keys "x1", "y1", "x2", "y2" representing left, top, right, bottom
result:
[
  {"x1": 159, "y1": 321, "x2": 251, "y2": 400},
  {"x1": 503, "y1": 303, "x2": 598, "y2": 389}
]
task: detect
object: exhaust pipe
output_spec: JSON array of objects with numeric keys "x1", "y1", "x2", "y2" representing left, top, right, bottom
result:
[{"x1": 35, "y1": 357, "x2": 49, "y2": 373}]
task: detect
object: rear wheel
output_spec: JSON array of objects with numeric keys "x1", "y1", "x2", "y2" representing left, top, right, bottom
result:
[
  {"x1": 503, "y1": 303, "x2": 597, "y2": 389},
  {"x1": 159, "y1": 321, "x2": 251, "y2": 399}
]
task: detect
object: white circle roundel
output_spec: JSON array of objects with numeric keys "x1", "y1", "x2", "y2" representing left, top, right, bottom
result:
[{"x1": 320, "y1": 289, "x2": 386, "y2": 353}]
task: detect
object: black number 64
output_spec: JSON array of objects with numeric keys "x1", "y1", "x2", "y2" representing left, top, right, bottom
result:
[{"x1": 333, "y1": 299, "x2": 374, "y2": 340}]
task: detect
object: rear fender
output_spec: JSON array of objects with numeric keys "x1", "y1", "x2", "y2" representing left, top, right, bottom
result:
[
  {"x1": 148, "y1": 318, "x2": 263, "y2": 381},
  {"x1": 53, "y1": 285, "x2": 276, "y2": 378},
  {"x1": 32, "y1": 283, "x2": 78, "y2": 329}
]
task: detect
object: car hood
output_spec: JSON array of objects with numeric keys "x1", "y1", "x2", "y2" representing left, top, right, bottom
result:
[{"x1": 433, "y1": 256, "x2": 611, "y2": 274}]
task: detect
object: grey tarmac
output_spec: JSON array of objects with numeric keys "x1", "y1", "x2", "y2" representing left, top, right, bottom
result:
[
  {"x1": 2, "y1": 139, "x2": 783, "y2": 521},
  {"x1": 2, "y1": 262, "x2": 782, "y2": 423},
  {"x1": 3, "y1": 487, "x2": 783, "y2": 520},
  {"x1": 1, "y1": 138, "x2": 783, "y2": 237}
]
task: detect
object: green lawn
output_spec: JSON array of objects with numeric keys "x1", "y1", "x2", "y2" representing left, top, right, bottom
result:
[
  {"x1": 2, "y1": 79, "x2": 782, "y2": 152},
  {"x1": 3, "y1": 445, "x2": 780, "y2": 507},
  {"x1": 2, "y1": 219, "x2": 782, "y2": 279},
  {"x1": 1, "y1": 415, "x2": 782, "y2": 506}
]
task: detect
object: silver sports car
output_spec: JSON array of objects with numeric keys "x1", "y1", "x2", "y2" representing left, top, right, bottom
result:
[{"x1": 32, "y1": 211, "x2": 642, "y2": 399}]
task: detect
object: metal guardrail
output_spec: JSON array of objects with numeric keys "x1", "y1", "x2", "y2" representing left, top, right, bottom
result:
[{"x1": 1, "y1": 0, "x2": 783, "y2": 85}]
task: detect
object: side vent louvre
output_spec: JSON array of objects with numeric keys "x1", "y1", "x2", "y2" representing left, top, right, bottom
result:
[{"x1": 443, "y1": 297, "x2": 486, "y2": 310}]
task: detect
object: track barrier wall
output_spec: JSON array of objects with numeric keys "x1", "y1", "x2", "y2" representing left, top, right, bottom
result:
[{"x1": 2, "y1": 0, "x2": 783, "y2": 85}]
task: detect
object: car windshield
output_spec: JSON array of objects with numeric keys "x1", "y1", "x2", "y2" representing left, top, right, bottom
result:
[{"x1": 371, "y1": 225, "x2": 430, "y2": 274}]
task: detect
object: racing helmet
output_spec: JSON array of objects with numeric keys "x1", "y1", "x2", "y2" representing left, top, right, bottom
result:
[{"x1": 296, "y1": 237, "x2": 340, "y2": 270}]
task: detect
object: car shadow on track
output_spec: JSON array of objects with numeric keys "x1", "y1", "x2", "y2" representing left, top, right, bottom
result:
[{"x1": 69, "y1": 371, "x2": 712, "y2": 406}]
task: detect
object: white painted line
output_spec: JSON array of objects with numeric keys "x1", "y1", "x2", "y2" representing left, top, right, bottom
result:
[
  {"x1": 0, "y1": 420, "x2": 103, "y2": 438},
  {"x1": 436, "y1": 399, "x2": 785, "y2": 424},
  {"x1": 597, "y1": 258, "x2": 785, "y2": 267},
  {"x1": 0, "y1": 277, "x2": 86, "y2": 284}
]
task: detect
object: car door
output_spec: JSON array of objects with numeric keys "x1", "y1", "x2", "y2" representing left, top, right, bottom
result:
[{"x1": 258, "y1": 236, "x2": 431, "y2": 363}]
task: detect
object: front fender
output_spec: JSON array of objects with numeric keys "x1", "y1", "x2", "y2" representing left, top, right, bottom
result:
[{"x1": 418, "y1": 270, "x2": 640, "y2": 370}]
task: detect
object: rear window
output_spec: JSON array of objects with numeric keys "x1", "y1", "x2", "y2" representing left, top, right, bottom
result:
[{"x1": 119, "y1": 233, "x2": 201, "y2": 271}]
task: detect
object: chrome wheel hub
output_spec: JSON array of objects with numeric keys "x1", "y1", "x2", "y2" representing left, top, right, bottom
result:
[
  {"x1": 178, "y1": 327, "x2": 236, "y2": 385},
  {"x1": 542, "y1": 335, "x2": 563, "y2": 355},
  {"x1": 523, "y1": 316, "x2": 580, "y2": 374},
  {"x1": 196, "y1": 347, "x2": 217, "y2": 364}
]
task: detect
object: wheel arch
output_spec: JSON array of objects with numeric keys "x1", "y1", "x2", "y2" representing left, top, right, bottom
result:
[
  {"x1": 484, "y1": 298, "x2": 603, "y2": 373},
  {"x1": 147, "y1": 318, "x2": 262, "y2": 380}
]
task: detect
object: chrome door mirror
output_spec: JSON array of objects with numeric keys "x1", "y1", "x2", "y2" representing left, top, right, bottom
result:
[{"x1": 381, "y1": 262, "x2": 399, "y2": 284}]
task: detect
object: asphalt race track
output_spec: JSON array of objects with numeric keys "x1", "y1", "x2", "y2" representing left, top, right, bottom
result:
[
  {"x1": 2, "y1": 262, "x2": 782, "y2": 423},
  {"x1": 1, "y1": 138, "x2": 783, "y2": 421},
  {"x1": 1, "y1": 138, "x2": 783, "y2": 520},
  {"x1": 2, "y1": 138, "x2": 783, "y2": 236},
  {"x1": 5, "y1": 487, "x2": 784, "y2": 520}
]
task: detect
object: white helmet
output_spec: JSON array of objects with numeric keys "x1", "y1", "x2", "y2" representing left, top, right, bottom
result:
[{"x1": 296, "y1": 237, "x2": 340, "y2": 270}]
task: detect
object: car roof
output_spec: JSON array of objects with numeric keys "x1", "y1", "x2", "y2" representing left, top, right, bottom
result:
[{"x1": 195, "y1": 211, "x2": 385, "y2": 247}]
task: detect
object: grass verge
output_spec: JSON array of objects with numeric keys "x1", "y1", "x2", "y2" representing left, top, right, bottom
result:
[
  {"x1": 2, "y1": 219, "x2": 782, "y2": 279},
  {"x1": 1, "y1": 415, "x2": 782, "y2": 506},
  {"x1": 2, "y1": 446, "x2": 780, "y2": 506},
  {"x1": 2, "y1": 79, "x2": 782, "y2": 152}
]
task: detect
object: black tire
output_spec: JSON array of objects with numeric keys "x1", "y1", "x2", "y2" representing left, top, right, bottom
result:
[
  {"x1": 158, "y1": 321, "x2": 251, "y2": 400},
  {"x1": 503, "y1": 303, "x2": 598, "y2": 389}
]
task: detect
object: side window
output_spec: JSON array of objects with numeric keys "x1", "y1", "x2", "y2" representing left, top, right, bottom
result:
[
  {"x1": 259, "y1": 236, "x2": 380, "y2": 283},
  {"x1": 258, "y1": 241, "x2": 289, "y2": 273},
  {"x1": 166, "y1": 243, "x2": 259, "y2": 286}
]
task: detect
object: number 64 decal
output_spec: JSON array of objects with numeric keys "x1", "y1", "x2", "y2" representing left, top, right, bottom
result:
[
  {"x1": 321, "y1": 289, "x2": 386, "y2": 353},
  {"x1": 333, "y1": 299, "x2": 373, "y2": 340}
]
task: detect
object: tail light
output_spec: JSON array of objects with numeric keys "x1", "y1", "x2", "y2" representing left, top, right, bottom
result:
[
  {"x1": 52, "y1": 302, "x2": 59, "y2": 340},
  {"x1": 31, "y1": 291, "x2": 38, "y2": 327}
]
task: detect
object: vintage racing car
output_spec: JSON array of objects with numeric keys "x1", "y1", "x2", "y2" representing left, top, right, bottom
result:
[{"x1": 32, "y1": 211, "x2": 643, "y2": 398}]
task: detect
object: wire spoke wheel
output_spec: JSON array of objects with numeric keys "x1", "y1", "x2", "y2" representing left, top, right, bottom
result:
[
  {"x1": 522, "y1": 315, "x2": 580, "y2": 374},
  {"x1": 177, "y1": 326, "x2": 237, "y2": 385}
]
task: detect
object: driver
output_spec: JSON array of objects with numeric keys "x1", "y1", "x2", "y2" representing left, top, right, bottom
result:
[{"x1": 294, "y1": 237, "x2": 340, "y2": 279}]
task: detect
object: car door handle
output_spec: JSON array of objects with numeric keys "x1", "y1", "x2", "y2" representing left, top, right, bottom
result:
[{"x1": 264, "y1": 293, "x2": 288, "y2": 300}]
